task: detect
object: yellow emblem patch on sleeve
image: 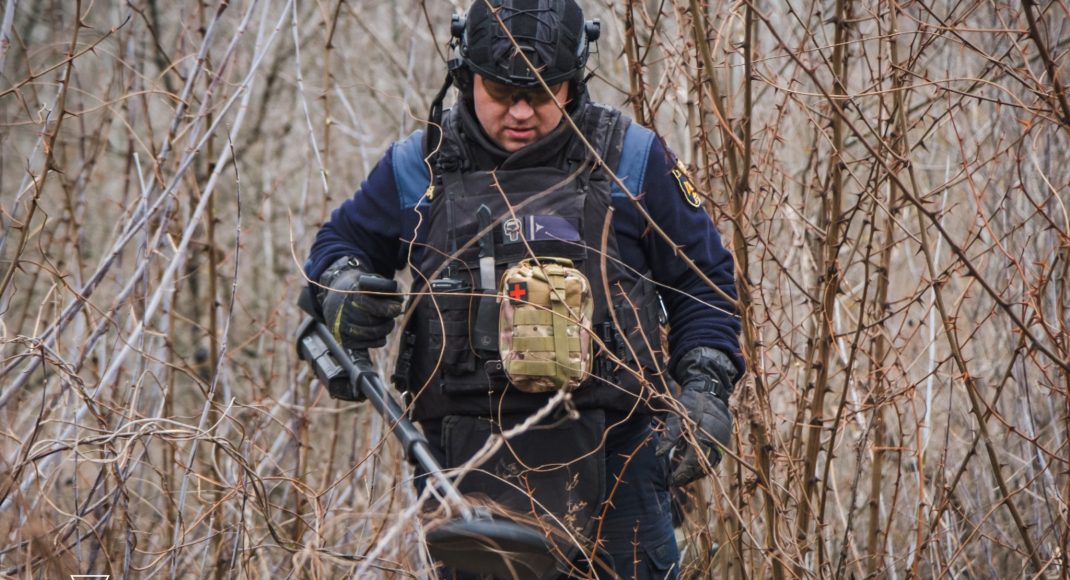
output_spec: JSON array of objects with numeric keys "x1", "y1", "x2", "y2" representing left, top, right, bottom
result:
[{"x1": 671, "y1": 160, "x2": 703, "y2": 209}]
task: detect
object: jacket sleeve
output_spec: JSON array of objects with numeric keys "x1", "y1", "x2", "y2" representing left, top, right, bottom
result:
[
  {"x1": 639, "y1": 138, "x2": 744, "y2": 379},
  {"x1": 304, "y1": 146, "x2": 404, "y2": 285}
]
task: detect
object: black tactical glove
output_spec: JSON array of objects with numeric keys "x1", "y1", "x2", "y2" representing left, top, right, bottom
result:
[
  {"x1": 317, "y1": 257, "x2": 405, "y2": 352},
  {"x1": 656, "y1": 347, "x2": 737, "y2": 487}
]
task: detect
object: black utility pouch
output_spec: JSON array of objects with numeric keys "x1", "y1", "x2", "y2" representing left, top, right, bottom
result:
[
  {"x1": 471, "y1": 289, "x2": 500, "y2": 359},
  {"x1": 442, "y1": 410, "x2": 606, "y2": 541},
  {"x1": 426, "y1": 277, "x2": 476, "y2": 376}
]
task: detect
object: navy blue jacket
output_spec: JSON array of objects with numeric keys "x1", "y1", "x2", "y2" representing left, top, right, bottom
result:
[{"x1": 305, "y1": 117, "x2": 743, "y2": 378}]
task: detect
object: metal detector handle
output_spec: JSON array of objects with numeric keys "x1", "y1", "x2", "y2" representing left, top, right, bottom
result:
[{"x1": 296, "y1": 286, "x2": 473, "y2": 519}]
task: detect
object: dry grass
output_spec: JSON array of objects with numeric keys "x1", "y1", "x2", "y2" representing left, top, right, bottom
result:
[{"x1": 1, "y1": 0, "x2": 1068, "y2": 577}]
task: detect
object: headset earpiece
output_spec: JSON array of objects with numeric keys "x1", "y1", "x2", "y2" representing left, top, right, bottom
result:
[
  {"x1": 448, "y1": 13, "x2": 470, "y2": 90},
  {"x1": 451, "y1": 14, "x2": 466, "y2": 40},
  {"x1": 585, "y1": 19, "x2": 600, "y2": 43},
  {"x1": 575, "y1": 19, "x2": 599, "y2": 69}
]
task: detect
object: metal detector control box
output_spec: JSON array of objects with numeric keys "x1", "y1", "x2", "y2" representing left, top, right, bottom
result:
[{"x1": 296, "y1": 318, "x2": 351, "y2": 397}]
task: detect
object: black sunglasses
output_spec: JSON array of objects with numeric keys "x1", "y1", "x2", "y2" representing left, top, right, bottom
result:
[{"x1": 482, "y1": 79, "x2": 567, "y2": 106}]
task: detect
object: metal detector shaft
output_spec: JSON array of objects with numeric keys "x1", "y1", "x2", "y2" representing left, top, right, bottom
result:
[{"x1": 296, "y1": 290, "x2": 472, "y2": 520}]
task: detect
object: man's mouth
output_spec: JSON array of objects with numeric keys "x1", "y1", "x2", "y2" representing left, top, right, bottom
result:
[{"x1": 505, "y1": 127, "x2": 535, "y2": 140}]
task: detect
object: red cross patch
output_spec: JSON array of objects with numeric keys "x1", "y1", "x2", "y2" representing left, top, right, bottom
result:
[{"x1": 507, "y1": 281, "x2": 528, "y2": 303}]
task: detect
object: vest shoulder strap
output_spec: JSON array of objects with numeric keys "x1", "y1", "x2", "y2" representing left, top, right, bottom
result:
[
  {"x1": 610, "y1": 122, "x2": 655, "y2": 199},
  {"x1": 392, "y1": 129, "x2": 431, "y2": 210},
  {"x1": 567, "y1": 102, "x2": 620, "y2": 164}
]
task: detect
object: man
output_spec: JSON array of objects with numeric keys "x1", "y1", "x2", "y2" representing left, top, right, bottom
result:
[{"x1": 304, "y1": 1, "x2": 742, "y2": 577}]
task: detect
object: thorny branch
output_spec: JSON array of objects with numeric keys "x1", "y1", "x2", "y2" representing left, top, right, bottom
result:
[{"x1": 0, "y1": 0, "x2": 1068, "y2": 578}]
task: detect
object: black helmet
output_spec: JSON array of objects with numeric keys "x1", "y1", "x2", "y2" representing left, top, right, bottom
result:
[{"x1": 450, "y1": 0, "x2": 600, "y2": 88}]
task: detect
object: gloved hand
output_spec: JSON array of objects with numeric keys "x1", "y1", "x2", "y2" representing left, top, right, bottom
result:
[
  {"x1": 317, "y1": 257, "x2": 405, "y2": 352},
  {"x1": 656, "y1": 347, "x2": 737, "y2": 487}
]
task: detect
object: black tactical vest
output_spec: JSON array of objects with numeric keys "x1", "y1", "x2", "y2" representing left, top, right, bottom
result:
[{"x1": 402, "y1": 102, "x2": 664, "y2": 421}]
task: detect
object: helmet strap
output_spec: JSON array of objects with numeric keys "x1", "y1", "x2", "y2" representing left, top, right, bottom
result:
[{"x1": 424, "y1": 72, "x2": 454, "y2": 157}]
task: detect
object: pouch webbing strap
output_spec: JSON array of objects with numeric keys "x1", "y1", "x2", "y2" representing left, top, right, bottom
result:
[
  {"x1": 548, "y1": 267, "x2": 574, "y2": 387},
  {"x1": 509, "y1": 359, "x2": 559, "y2": 377},
  {"x1": 514, "y1": 309, "x2": 553, "y2": 325},
  {"x1": 512, "y1": 336, "x2": 581, "y2": 352}
]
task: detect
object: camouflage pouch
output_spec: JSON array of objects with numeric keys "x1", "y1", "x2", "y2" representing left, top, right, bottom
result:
[{"x1": 498, "y1": 258, "x2": 594, "y2": 393}]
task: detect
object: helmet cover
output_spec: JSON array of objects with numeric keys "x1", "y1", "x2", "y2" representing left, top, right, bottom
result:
[{"x1": 461, "y1": 0, "x2": 588, "y2": 88}]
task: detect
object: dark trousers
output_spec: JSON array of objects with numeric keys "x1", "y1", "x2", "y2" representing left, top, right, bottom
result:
[
  {"x1": 418, "y1": 414, "x2": 680, "y2": 579},
  {"x1": 596, "y1": 417, "x2": 680, "y2": 579}
]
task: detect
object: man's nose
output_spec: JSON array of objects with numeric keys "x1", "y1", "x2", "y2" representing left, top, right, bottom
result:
[{"x1": 509, "y1": 98, "x2": 534, "y2": 121}]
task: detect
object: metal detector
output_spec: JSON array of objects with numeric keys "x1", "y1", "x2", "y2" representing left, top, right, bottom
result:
[{"x1": 295, "y1": 286, "x2": 560, "y2": 578}]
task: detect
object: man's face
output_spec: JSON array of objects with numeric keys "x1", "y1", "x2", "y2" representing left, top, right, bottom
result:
[{"x1": 472, "y1": 74, "x2": 569, "y2": 152}]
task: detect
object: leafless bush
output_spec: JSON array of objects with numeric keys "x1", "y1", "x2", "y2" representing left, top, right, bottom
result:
[{"x1": 1, "y1": 0, "x2": 1067, "y2": 577}]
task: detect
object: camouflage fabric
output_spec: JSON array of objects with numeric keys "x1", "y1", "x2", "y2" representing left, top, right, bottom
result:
[{"x1": 499, "y1": 258, "x2": 594, "y2": 392}]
